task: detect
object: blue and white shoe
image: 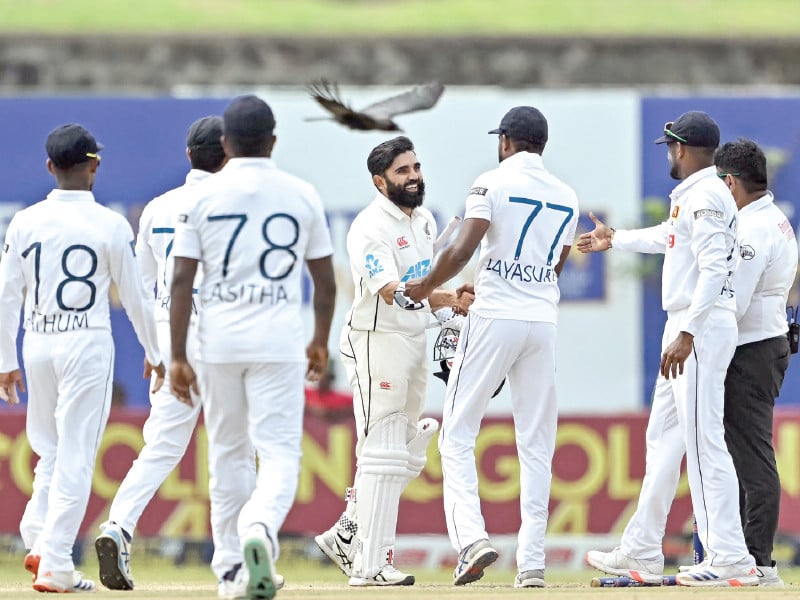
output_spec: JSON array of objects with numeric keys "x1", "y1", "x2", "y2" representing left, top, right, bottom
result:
[
  {"x1": 34, "y1": 570, "x2": 95, "y2": 593},
  {"x1": 676, "y1": 558, "x2": 758, "y2": 587},
  {"x1": 453, "y1": 538, "x2": 498, "y2": 585},
  {"x1": 95, "y1": 521, "x2": 133, "y2": 590}
]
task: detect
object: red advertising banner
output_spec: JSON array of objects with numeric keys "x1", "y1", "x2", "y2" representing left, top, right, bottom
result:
[{"x1": 2, "y1": 408, "x2": 800, "y2": 540}]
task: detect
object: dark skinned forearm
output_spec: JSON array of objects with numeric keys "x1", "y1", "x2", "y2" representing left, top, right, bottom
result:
[
  {"x1": 307, "y1": 256, "x2": 336, "y2": 346},
  {"x1": 170, "y1": 257, "x2": 198, "y2": 362}
]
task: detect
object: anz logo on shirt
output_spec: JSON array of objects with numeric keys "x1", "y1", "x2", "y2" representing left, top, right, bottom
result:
[
  {"x1": 365, "y1": 254, "x2": 384, "y2": 278},
  {"x1": 400, "y1": 259, "x2": 431, "y2": 282}
]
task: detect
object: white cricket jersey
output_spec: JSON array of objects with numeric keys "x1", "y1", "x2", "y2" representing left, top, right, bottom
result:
[
  {"x1": 344, "y1": 192, "x2": 436, "y2": 336},
  {"x1": 732, "y1": 192, "x2": 797, "y2": 345},
  {"x1": 465, "y1": 152, "x2": 579, "y2": 323},
  {"x1": 136, "y1": 169, "x2": 209, "y2": 324},
  {"x1": 172, "y1": 157, "x2": 333, "y2": 363},
  {"x1": 0, "y1": 189, "x2": 160, "y2": 372},
  {"x1": 614, "y1": 167, "x2": 738, "y2": 336}
]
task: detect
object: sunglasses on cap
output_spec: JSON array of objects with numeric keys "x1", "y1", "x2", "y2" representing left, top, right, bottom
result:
[
  {"x1": 86, "y1": 152, "x2": 101, "y2": 164},
  {"x1": 716, "y1": 172, "x2": 740, "y2": 179},
  {"x1": 663, "y1": 122, "x2": 688, "y2": 144}
]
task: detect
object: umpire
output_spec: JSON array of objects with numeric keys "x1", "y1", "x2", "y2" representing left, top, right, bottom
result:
[{"x1": 715, "y1": 139, "x2": 798, "y2": 587}]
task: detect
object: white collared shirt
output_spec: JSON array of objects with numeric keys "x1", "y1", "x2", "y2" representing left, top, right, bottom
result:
[
  {"x1": 614, "y1": 166, "x2": 737, "y2": 336},
  {"x1": 136, "y1": 169, "x2": 211, "y2": 324},
  {"x1": 172, "y1": 157, "x2": 333, "y2": 363},
  {"x1": 0, "y1": 189, "x2": 160, "y2": 371},
  {"x1": 733, "y1": 192, "x2": 797, "y2": 345},
  {"x1": 465, "y1": 152, "x2": 579, "y2": 323},
  {"x1": 344, "y1": 192, "x2": 437, "y2": 335}
]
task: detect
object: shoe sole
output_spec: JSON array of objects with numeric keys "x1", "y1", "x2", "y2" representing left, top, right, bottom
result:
[
  {"x1": 454, "y1": 549, "x2": 498, "y2": 586},
  {"x1": 244, "y1": 537, "x2": 276, "y2": 600},
  {"x1": 313, "y1": 534, "x2": 352, "y2": 577},
  {"x1": 95, "y1": 535, "x2": 134, "y2": 591}
]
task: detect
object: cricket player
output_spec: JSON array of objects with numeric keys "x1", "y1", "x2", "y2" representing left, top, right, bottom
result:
[
  {"x1": 405, "y1": 107, "x2": 579, "y2": 588},
  {"x1": 169, "y1": 95, "x2": 336, "y2": 600},
  {"x1": 94, "y1": 116, "x2": 229, "y2": 592},
  {"x1": 0, "y1": 124, "x2": 163, "y2": 593},
  {"x1": 580, "y1": 112, "x2": 758, "y2": 586},
  {"x1": 314, "y1": 136, "x2": 468, "y2": 587}
]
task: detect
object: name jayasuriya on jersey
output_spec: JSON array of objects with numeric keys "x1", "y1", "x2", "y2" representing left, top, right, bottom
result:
[
  {"x1": 203, "y1": 281, "x2": 289, "y2": 305},
  {"x1": 485, "y1": 257, "x2": 557, "y2": 283},
  {"x1": 27, "y1": 310, "x2": 90, "y2": 333}
]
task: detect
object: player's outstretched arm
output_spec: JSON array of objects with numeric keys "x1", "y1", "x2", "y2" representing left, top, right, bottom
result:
[
  {"x1": 576, "y1": 212, "x2": 613, "y2": 253},
  {"x1": 306, "y1": 255, "x2": 336, "y2": 382}
]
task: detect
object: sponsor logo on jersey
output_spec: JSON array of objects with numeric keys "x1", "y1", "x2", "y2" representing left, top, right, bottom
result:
[
  {"x1": 470, "y1": 186, "x2": 488, "y2": 196},
  {"x1": 178, "y1": 214, "x2": 188, "y2": 223},
  {"x1": 694, "y1": 209, "x2": 724, "y2": 220},
  {"x1": 365, "y1": 254, "x2": 384, "y2": 278},
  {"x1": 400, "y1": 259, "x2": 431, "y2": 281},
  {"x1": 671, "y1": 205, "x2": 680, "y2": 218},
  {"x1": 379, "y1": 381, "x2": 392, "y2": 390},
  {"x1": 740, "y1": 244, "x2": 755, "y2": 260},
  {"x1": 397, "y1": 236, "x2": 409, "y2": 248}
]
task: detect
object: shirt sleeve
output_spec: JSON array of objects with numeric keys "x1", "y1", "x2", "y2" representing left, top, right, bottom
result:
[
  {"x1": 135, "y1": 203, "x2": 158, "y2": 298},
  {"x1": 108, "y1": 218, "x2": 161, "y2": 365},
  {"x1": 305, "y1": 188, "x2": 334, "y2": 260},
  {"x1": 172, "y1": 206, "x2": 202, "y2": 261},
  {"x1": 0, "y1": 217, "x2": 24, "y2": 372},
  {"x1": 463, "y1": 175, "x2": 493, "y2": 222},
  {"x1": 613, "y1": 222, "x2": 668, "y2": 254},
  {"x1": 683, "y1": 192, "x2": 736, "y2": 337},
  {"x1": 347, "y1": 221, "x2": 399, "y2": 296}
]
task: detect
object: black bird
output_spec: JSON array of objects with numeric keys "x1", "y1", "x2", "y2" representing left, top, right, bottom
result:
[{"x1": 306, "y1": 80, "x2": 445, "y2": 132}]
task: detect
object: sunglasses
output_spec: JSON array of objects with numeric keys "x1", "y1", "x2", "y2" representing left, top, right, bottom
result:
[
  {"x1": 716, "y1": 172, "x2": 740, "y2": 179},
  {"x1": 86, "y1": 152, "x2": 101, "y2": 164},
  {"x1": 663, "y1": 122, "x2": 688, "y2": 144}
]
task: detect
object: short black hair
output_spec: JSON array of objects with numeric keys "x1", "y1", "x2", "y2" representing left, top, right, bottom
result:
[
  {"x1": 187, "y1": 116, "x2": 225, "y2": 172},
  {"x1": 714, "y1": 139, "x2": 768, "y2": 194},
  {"x1": 509, "y1": 138, "x2": 545, "y2": 155},
  {"x1": 367, "y1": 136, "x2": 414, "y2": 177}
]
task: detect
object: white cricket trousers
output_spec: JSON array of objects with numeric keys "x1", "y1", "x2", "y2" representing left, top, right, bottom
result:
[
  {"x1": 108, "y1": 321, "x2": 202, "y2": 536},
  {"x1": 620, "y1": 308, "x2": 752, "y2": 566},
  {"x1": 439, "y1": 314, "x2": 558, "y2": 572},
  {"x1": 197, "y1": 360, "x2": 304, "y2": 578},
  {"x1": 20, "y1": 329, "x2": 114, "y2": 573}
]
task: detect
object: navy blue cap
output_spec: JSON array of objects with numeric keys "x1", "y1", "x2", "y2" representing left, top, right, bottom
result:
[
  {"x1": 45, "y1": 124, "x2": 103, "y2": 168},
  {"x1": 655, "y1": 111, "x2": 720, "y2": 148},
  {"x1": 187, "y1": 115, "x2": 223, "y2": 148},
  {"x1": 223, "y1": 95, "x2": 275, "y2": 139},
  {"x1": 488, "y1": 106, "x2": 548, "y2": 145}
]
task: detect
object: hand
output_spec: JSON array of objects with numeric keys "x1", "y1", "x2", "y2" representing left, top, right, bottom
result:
[
  {"x1": 170, "y1": 360, "x2": 198, "y2": 406},
  {"x1": 660, "y1": 331, "x2": 694, "y2": 379},
  {"x1": 453, "y1": 290, "x2": 475, "y2": 315},
  {"x1": 404, "y1": 278, "x2": 431, "y2": 302},
  {"x1": 143, "y1": 359, "x2": 166, "y2": 393},
  {"x1": 576, "y1": 212, "x2": 613, "y2": 253},
  {"x1": 0, "y1": 370, "x2": 25, "y2": 405},
  {"x1": 306, "y1": 341, "x2": 329, "y2": 383},
  {"x1": 456, "y1": 282, "x2": 475, "y2": 298}
]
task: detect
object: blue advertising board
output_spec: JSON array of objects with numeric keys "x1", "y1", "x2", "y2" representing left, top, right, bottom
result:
[{"x1": 641, "y1": 96, "x2": 800, "y2": 406}]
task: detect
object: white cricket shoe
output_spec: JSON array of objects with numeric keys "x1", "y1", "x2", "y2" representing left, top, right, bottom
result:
[
  {"x1": 33, "y1": 570, "x2": 96, "y2": 593},
  {"x1": 453, "y1": 538, "x2": 499, "y2": 585},
  {"x1": 95, "y1": 521, "x2": 134, "y2": 590},
  {"x1": 349, "y1": 564, "x2": 415, "y2": 586},
  {"x1": 243, "y1": 524, "x2": 278, "y2": 600},
  {"x1": 756, "y1": 564, "x2": 784, "y2": 587},
  {"x1": 585, "y1": 546, "x2": 664, "y2": 585},
  {"x1": 314, "y1": 518, "x2": 356, "y2": 576},
  {"x1": 676, "y1": 557, "x2": 758, "y2": 587},
  {"x1": 515, "y1": 569, "x2": 545, "y2": 588}
]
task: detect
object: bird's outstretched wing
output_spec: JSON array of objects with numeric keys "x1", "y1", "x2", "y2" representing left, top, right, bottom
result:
[
  {"x1": 307, "y1": 80, "x2": 359, "y2": 120},
  {"x1": 359, "y1": 81, "x2": 445, "y2": 119}
]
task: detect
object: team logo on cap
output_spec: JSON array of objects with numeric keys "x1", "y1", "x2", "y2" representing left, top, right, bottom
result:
[{"x1": 739, "y1": 245, "x2": 755, "y2": 260}]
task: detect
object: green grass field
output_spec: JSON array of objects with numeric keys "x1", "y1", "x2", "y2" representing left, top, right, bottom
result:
[
  {"x1": 2, "y1": 552, "x2": 799, "y2": 598},
  {"x1": 0, "y1": 0, "x2": 799, "y2": 36}
]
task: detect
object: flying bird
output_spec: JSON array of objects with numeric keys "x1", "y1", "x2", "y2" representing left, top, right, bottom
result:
[{"x1": 306, "y1": 80, "x2": 445, "y2": 132}]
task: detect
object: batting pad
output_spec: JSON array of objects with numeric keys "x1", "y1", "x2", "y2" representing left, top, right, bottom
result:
[{"x1": 354, "y1": 413, "x2": 410, "y2": 577}]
